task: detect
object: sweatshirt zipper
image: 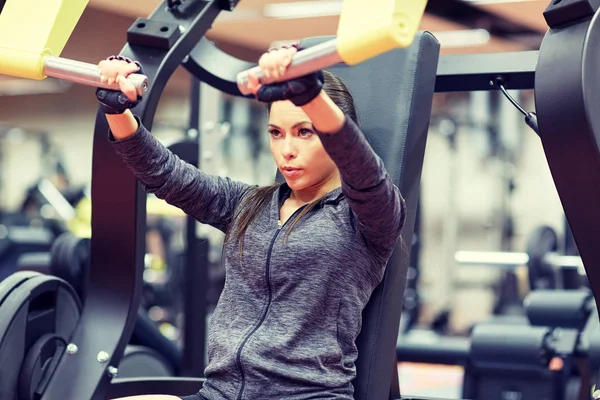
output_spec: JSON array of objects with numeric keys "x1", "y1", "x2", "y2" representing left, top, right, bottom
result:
[{"x1": 235, "y1": 206, "x2": 306, "y2": 400}]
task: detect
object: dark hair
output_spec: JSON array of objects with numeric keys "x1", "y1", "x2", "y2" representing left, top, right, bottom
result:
[{"x1": 224, "y1": 71, "x2": 358, "y2": 250}]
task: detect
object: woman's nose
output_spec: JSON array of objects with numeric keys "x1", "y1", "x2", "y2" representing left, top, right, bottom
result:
[{"x1": 282, "y1": 138, "x2": 297, "y2": 159}]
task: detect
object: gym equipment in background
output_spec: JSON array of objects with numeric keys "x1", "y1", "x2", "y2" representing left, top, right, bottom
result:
[
  {"x1": 0, "y1": 124, "x2": 82, "y2": 282},
  {"x1": 463, "y1": 291, "x2": 598, "y2": 400},
  {"x1": 398, "y1": 2, "x2": 600, "y2": 399},
  {"x1": 456, "y1": 225, "x2": 587, "y2": 291},
  {"x1": 397, "y1": 289, "x2": 600, "y2": 400},
  {"x1": 0, "y1": 125, "x2": 88, "y2": 292},
  {"x1": 0, "y1": 271, "x2": 175, "y2": 400},
  {"x1": 0, "y1": 226, "x2": 53, "y2": 281},
  {"x1": 0, "y1": 123, "x2": 84, "y2": 235},
  {"x1": 15, "y1": 231, "x2": 183, "y2": 376}
]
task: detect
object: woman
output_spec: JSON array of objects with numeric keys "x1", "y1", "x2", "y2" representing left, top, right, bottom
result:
[{"x1": 98, "y1": 45, "x2": 406, "y2": 400}]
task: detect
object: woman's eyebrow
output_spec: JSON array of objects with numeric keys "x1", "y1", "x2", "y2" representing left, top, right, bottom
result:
[{"x1": 267, "y1": 121, "x2": 313, "y2": 130}]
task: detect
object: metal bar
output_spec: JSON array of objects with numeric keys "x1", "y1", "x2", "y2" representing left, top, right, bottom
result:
[
  {"x1": 180, "y1": 74, "x2": 207, "y2": 377},
  {"x1": 41, "y1": 1, "x2": 226, "y2": 399},
  {"x1": 37, "y1": 179, "x2": 75, "y2": 221},
  {"x1": 189, "y1": 75, "x2": 201, "y2": 133},
  {"x1": 435, "y1": 51, "x2": 538, "y2": 92},
  {"x1": 455, "y1": 250, "x2": 529, "y2": 268},
  {"x1": 184, "y1": 238, "x2": 209, "y2": 374},
  {"x1": 455, "y1": 250, "x2": 586, "y2": 275},
  {"x1": 185, "y1": 39, "x2": 539, "y2": 97},
  {"x1": 389, "y1": 352, "x2": 400, "y2": 399},
  {"x1": 236, "y1": 38, "x2": 342, "y2": 95},
  {"x1": 43, "y1": 56, "x2": 148, "y2": 97},
  {"x1": 438, "y1": 114, "x2": 459, "y2": 315}
]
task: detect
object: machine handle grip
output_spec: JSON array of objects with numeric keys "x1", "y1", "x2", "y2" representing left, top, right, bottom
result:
[
  {"x1": 43, "y1": 56, "x2": 149, "y2": 97},
  {"x1": 236, "y1": 39, "x2": 342, "y2": 96}
]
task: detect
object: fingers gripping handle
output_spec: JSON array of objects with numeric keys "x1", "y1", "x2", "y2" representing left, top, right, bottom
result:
[
  {"x1": 43, "y1": 56, "x2": 149, "y2": 97},
  {"x1": 236, "y1": 39, "x2": 342, "y2": 96}
]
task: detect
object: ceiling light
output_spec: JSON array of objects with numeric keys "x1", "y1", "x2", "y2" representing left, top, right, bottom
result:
[
  {"x1": 267, "y1": 29, "x2": 490, "y2": 49},
  {"x1": 435, "y1": 29, "x2": 491, "y2": 47},
  {"x1": 216, "y1": 8, "x2": 263, "y2": 22},
  {"x1": 263, "y1": 1, "x2": 342, "y2": 19}
]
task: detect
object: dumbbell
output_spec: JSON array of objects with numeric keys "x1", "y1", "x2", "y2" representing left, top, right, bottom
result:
[{"x1": 454, "y1": 226, "x2": 584, "y2": 290}]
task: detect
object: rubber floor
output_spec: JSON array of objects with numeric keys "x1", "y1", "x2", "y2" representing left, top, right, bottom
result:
[{"x1": 398, "y1": 362, "x2": 463, "y2": 399}]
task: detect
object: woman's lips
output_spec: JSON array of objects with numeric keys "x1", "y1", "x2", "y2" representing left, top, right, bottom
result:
[{"x1": 281, "y1": 167, "x2": 303, "y2": 178}]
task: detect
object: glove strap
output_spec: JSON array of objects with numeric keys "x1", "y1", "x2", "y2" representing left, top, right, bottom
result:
[{"x1": 290, "y1": 71, "x2": 324, "y2": 106}]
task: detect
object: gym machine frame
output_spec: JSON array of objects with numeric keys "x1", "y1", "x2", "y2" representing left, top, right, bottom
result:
[
  {"x1": 396, "y1": 0, "x2": 600, "y2": 375},
  {"x1": 41, "y1": 0, "x2": 238, "y2": 398},
  {"x1": 35, "y1": 0, "x2": 599, "y2": 399}
]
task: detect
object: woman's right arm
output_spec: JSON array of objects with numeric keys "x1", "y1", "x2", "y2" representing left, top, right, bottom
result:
[{"x1": 105, "y1": 110, "x2": 252, "y2": 233}]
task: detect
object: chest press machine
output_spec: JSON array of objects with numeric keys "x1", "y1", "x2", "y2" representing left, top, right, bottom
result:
[{"x1": 0, "y1": 0, "x2": 599, "y2": 399}]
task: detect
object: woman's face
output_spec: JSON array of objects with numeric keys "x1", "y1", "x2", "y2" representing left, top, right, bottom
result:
[{"x1": 268, "y1": 100, "x2": 338, "y2": 192}]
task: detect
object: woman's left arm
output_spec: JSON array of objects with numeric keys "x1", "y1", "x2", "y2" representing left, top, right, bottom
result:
[{"x1": 300, "y1": 90, "x2": 407, "y2": 258}]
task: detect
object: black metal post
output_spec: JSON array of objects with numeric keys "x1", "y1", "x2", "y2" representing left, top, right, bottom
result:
[
  {"x1": 180, "y1": 75, "x2": 208, "y2": 377},
  {"x1": 389, "y1": 352, "x2": 400, "y2": 399},
  {"x1": 41, "y1": 1, "x2": 229, "y2": 398},
  {"x1": 563, "y1": 217, "x2": 579, "y2": 256}
]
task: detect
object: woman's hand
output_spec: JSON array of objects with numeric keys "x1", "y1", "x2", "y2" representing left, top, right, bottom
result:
[
  {"x1": 246, "y1": 46, "x2": 298, "y2": 95},
  {"x1": 98, "y1": 56, "x2": 142, "y2": 101},
  {"x1": 247, "y1": 46, "x2": 324, "y2": 107},
  {"x1": 96, "y1": 56, "x2": 144, "y2": 115}
]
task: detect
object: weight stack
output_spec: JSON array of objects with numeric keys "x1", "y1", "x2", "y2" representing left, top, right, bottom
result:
[{"x1": 462, "y1": 324, "x2": 578, "y2": 400}]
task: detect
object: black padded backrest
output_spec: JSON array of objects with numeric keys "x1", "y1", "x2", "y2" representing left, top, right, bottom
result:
[{"x1": 292, "y1": 33, "x2": 440, "y2": 399}]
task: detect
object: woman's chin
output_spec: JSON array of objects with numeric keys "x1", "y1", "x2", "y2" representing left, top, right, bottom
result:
[{"x1": 284, "y1": 178, "x2": 308, "y2": 191}]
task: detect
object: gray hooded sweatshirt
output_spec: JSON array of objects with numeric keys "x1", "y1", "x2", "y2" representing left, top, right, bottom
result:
[{"x1": 110, "y1": 114, "x2": 406, "y2": 400}]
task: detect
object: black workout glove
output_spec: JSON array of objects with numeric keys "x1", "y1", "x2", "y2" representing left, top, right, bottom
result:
[
  {"x1": 95, "y1": 55, "x2": 144, "y2": 115},
  {"x1": 254, "y1": 45, "x2": 324, "y2": 107}
]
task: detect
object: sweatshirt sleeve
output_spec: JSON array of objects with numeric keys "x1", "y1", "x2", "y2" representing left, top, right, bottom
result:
[
  {"x1": 317, "y1": 115, "x2": 406, "y2": 259},
  {"x1": 109, "y1": 117, "x2": 252, "y2": 233}
]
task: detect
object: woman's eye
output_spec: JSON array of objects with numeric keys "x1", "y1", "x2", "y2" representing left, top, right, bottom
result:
[
  {"x1": 269, "y1": 129, "x2": 282, "y2": 137},
  {"x1": 299, "y1": 128, "x2": 313, "y2": 137}
]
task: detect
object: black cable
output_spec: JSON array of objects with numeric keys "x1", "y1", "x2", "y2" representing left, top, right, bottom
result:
[
  {"x1": 492, "y1": 77, "x2": 540, "y2": 135},
  {"x1": 498, "y1": 84, "x2": 527, "y2": 116}
]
